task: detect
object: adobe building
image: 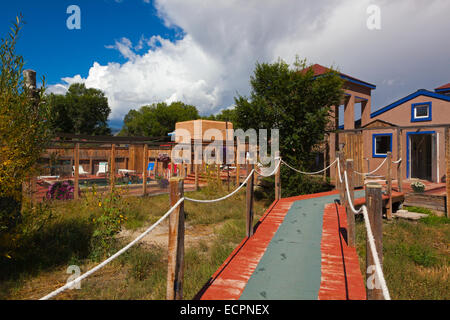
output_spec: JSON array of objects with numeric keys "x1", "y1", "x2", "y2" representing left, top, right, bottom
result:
[{"x1": 312, "y1": 61, "x2": 450, "y2": 185}]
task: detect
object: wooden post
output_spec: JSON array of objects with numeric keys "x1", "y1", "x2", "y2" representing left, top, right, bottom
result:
[
  {"x1": 246, "y1": 161, "x2": 254, "y2": 237},
  {"x1": 195, "y1": 164, "x2": 199, "y2": 191},
  {"x1": 142, "y1": 144, "x2": 148, "y2": 196},
  {"x1": 446, "y1": 127, "x2": 450, "y2": 218},
  {"x1": 236, "y1": 141, "x2": 241, "y2": 185},
  {"x1": 386, "y1": 152, "x2": 393, "y2": 220},
  {"x1": 275, "y1": 151, "x2": 281, "y2": 200},
  {"x1": 110, "y1": 144, "x2": 116, "y2": 191},
  {"x1": 338, "y1": 152, "x2": 345, "y2": 205},
  {"x1": 365, "y1": 183, "x2": 384, "y2": 300},
  {"x1": 397, "y1": 128, "x2": 403, "y2": 193},
  {"x1": 345, "y1": 159, "x2": 355, "y2": 247},
  {"x1": 167, "y1": 178, "x2": 185, "y2": 300},
  {"x1": 74, "y1": 143, "x2": 80, "y2": 200}
]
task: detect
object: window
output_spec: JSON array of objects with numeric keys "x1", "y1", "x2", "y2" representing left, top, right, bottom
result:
[
  {"x1": 372, "y1": 134, "x2": 392, "y2": 158},
  {"x1": 411, "y1": 102, "x2": 432, "y2": 122}
]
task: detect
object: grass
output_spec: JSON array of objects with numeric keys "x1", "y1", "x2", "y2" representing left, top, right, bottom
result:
[
  {"x1": 0, "y1": 180, "x2": 270, "y2": 300},
  {"x1": 355, "y1": 210, "x2": 450, "y2": 300}
]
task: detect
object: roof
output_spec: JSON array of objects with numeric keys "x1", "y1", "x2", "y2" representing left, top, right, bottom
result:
[
  {"x1": 303, "y1": 64, "x2": 376, "y2": 90},
  {"x1": 371, "y1": 89, "x2": 450, "y2": 118},
  {"x1": 435, "y1": 83, "x2": 450, "y2": 92}
]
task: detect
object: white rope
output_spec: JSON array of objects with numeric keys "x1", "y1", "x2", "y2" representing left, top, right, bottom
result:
[
  {"x1": 40, "y1": 197, "x2": 185, "y2": 300},
  {"x1": 354, "y1": 157, "x2": 388, "y2": 176},
  {"x1": 343, "y1": 171, "x2": 391, "y2": 300},
  {"x1": 281, "y1": 158, "x2": 338, "y2": 175},
  {"x1": 184, "y1": 169, "x2": 255, "y2": 203},
  {"x1": 255, "y1": 158, "x2": 282, "y2": 177},
  {"x1": 392, "y1": 158, "x2": 402, "y2": 164}
]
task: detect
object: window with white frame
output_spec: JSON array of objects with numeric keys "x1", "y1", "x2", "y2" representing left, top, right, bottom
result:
[{"x1": 411, "y1": 102, "x2": 431, "y2": 122}]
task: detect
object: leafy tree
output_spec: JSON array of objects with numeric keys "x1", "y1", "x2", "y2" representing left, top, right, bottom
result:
[
  {"x1": 203, "y1": 107, "x2": 237, "y2": 127},
  {"x1": 0, "y1": 16, "x2": 52, "y2": 234},
  {"x1": 234, "y1": 57, "x2": 344, "y2": 197},
  {"x1": 119, "y1": 101, "x2": 200, "y2": 136},
  {"x1": 48, "y1": 83, "x2": 111, "y2": 135}
]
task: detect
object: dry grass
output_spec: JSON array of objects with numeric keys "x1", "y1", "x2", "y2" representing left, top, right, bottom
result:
[
  {"x1": 355, "y1": 212, "x2": 450, "y2": 300},
  {"x1": 0, "y1": 181, "x2": 270, "y2": 300}
]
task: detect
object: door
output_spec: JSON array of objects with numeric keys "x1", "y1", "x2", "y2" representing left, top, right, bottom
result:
[
  {"x1": 410, "y1": 133, "x2": 432, "y2": 181},
  {"x1": 343, "y1": 133, "x2": 364, "y2": 187}
]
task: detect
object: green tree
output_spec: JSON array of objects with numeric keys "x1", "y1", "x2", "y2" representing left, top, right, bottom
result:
[
  {"x1": 203, "y1": 107, "x2": 237, "y2": 127},
  {"x1": 0, "y1": 16, "x2": 52, "y2": 234},
  {"x1": 119, "y1": 101, "x2": 200, "y2": 136},
  {"x1": 234, "y1": 57, "x2": 344, "y2": 197},
  {"x1": 48, "y1": 83, "x2": 111, "y2": 135}
]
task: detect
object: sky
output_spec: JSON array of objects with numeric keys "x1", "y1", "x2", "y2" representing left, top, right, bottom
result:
[{"x1": 1, "y1": 0, "x2": 450, "y2": 130}]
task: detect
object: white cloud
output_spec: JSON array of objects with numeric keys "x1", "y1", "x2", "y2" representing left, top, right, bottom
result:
[{"x1": 49, "y1": 0, "x2": 450, "y2": 121}]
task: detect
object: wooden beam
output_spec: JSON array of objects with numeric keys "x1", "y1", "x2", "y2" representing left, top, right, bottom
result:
[
  {"x1": 446, "y1": 127, "x2": 450, "y2": 218},
  {"x1": 365, "y1": 183, "x2": 384, "y2": 300},
  {"x1": 110, "y1": 144, "x2": 116, "y2": 191},
  {"x1": 386, "y1": 152, "x2": 393, "y2": 220},
  {"x1": 167, "y1": 178, "x2": 185, "y2": 300},
  {"x1": 246, "y1": 162, "x2": 254, "y2": 237},
  {"x1": 74, "y1": 143, "x2": 80, "y2": 200},
  {"x1": 345, "y1": 159, "x2": 355, "y2": 247},
  {"x1": 275, "y1": 151, "x2": 281, "y2": 200},
  {"x1": 397, "y1": 128, "x2": 403, "y2": 193},
  {"x1": 142, "y1": 144, "x2": 148, "y2": 196}
]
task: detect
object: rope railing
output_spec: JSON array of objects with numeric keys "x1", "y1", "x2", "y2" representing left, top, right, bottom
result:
[
  {"x1": 281, "y1": 158, "x2": 338, "y2": 175},
  {"x1": 343, "y1": 167, "x2": 391, "y2": 300},
  {"x1": 255, "y1": 157, "x2": 282, "y2": 177},
  {"x1": 354, "y1": 157, "x2": 388, "y2": 176},
  {"x1": 392, "y1": 158, "x2": 402, "y2": 164},
  {"x1": 185, "y1": 169, "x2": 255, "y2": 203},
  {"x1": 40, "y1": 197, "x2": 185, "y2": 300}
]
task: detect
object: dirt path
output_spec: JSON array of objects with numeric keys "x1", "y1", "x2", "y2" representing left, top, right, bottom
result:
[{"x1": 118, "y1": 221, "x2": 219, "y2": 248}]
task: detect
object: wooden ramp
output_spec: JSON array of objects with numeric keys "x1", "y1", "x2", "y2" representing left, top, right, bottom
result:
[{"x1": 195, "y1": 190, "x2": 369, "y2": 300}]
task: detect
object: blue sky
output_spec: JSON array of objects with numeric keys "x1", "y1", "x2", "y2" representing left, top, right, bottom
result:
[
  {"x1": 0, "y1": 0, "x2": 180, "y2": 86},
  {"x1": 1, "y1": 1, "x2": 450, "y2": 130}
]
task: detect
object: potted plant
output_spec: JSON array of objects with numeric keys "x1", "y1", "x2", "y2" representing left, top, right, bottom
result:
[{"x1": 411, "y1": 181, "x2": 425, "y2": 193}]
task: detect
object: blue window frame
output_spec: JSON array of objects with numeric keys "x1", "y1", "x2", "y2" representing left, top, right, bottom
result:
[
  {"x1": 406, "y1": 131, "x2": 435, "y2": 178},
  {"x1": 372, "y1": 133, "x2": 392, "y2": 158},
  {"x1": 411, "y1": 102, "x2": 432, "y2": 122}
]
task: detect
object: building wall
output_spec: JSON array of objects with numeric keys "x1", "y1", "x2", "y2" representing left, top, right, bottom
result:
[{"x1": 363, "y1": 95, "x2": 450, "y2": 182}]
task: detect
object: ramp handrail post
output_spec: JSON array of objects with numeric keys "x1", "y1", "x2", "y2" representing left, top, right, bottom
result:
[
  {"x1": 365, "y1": 183, "x2": 384, "y2": 300},
  {"x1": 167, "y1": 178, "x2": 185, "y2": 300},
  {"x1": 246, "y1": 160, "x2": 255, "y2": 237},
  {"x1": 345, "y1": 159, "x2": 355, "y2": 247},
  {"x1": 338, "y1": 152, "x2": 345, "y2": 205},
  {"x1": 386, "y1": 151, "x2": 393, "y2": 220},
  {"x1": 275, "y1": 151, "x2": 281, "y2": 200}
]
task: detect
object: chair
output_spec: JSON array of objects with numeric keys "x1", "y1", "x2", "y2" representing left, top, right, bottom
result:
[
  {"x1": 73, "y1": 165, "x2": 89, "y2": 176},
  {"x1": 96, "y1": 162, "x2": 108, "y2": 176}
]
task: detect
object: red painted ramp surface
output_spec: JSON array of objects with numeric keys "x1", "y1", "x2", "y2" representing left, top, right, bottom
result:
[
  {"x1": 319, "y1": 203, "x2": 366, "y2": 300},
  {"x1": 197, "y1": 190, "x2": 365, "y2": 300}
]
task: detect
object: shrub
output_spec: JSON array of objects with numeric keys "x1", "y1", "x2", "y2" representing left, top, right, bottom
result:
[{"x1": 46, "y1": 180, "x2": 80, "y2": 200}]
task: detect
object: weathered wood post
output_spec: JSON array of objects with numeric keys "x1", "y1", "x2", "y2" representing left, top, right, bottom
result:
[
  {"x1": 167, "y1": 178, "x2": 185, "y2": 300},
  {"x1": 338, "y1": 152, "x2": 345, "y2": 205},
  {"x1": 194, "y1": 164, "x2": 199, "y2": 191},
  {"x1": 236, "y1": 140, "x2": 241, "y2": 185},
  {"x1": 345, "y1": 159, "x2": 355, "y2": 247},
  {"x1": 446, "y1": 127, "x2": 450, "y2": 218},
  {"x1": 365, "y1": 183, "x2": 384, "y2": 300},
  {"x1": 74, "y1": 143, "x2": 80, "y2": 200},
  {"x1": 386, "y1": 151, "x2": 393, "y2": 220},
  {"x1": 110, "y1": 144, "x2": 116, "y2": 191},
  {"x1": 396, "y1": 128, "x2": 403, "y2": 193},
  {"x1": 246, "y1": 161, "x2": 254, "y2": 237},
  {"x1": 142, "y1": 144, "x2": 148, "y2": 196},
  {"x1": 275, "y1": 151, "x2": 281, "y2": 200}
]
